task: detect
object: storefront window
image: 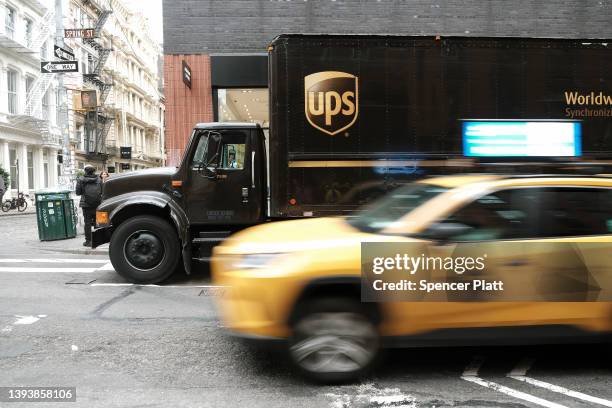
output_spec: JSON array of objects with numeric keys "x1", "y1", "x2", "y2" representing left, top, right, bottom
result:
[
  {"x1": 9, "y1": 149, "x2": 17, "y2": 189},
  {"x1": 27, "y1": 150, "x2": 34, "y2": 189},
  {"x1": 217, "y1": 88, "x2": 268, "y2": 127}
]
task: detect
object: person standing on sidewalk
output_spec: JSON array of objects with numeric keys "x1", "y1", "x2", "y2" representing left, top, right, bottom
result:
[
  {"x1": 76, "y1": 165, "x2": 102, "y2": 247},
  {"x1": 0, "y1": 174, "x2": 5, "y2": 206}
]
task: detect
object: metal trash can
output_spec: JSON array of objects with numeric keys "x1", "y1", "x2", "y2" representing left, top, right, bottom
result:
[{"x1": 35, "y1": 189, "x2": 77, "y2": 241}]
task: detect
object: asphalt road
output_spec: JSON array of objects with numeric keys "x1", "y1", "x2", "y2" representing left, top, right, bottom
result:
[{"x1": 1, "y1": 215, "x2": 611, "y2": 408}]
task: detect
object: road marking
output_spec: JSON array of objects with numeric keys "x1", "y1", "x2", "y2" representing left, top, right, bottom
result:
[
  {"x1": 461, "y1": 357, "x2": 568, "y2": 408},
  {"x1": 325, "y1": 384, "x2": 417, "y2": 408},
  {"x1": 0, "y1": 267, "x2": 98, "y2": 273},
  {"x1": 14, "y1": 315, "x2": 45, "y2": 325},
  {"x1": 509, "y1": 358, "x2": 612, "y2": 407},
  {"x1": 0, "y1": 258, "x2": 107, "y2": 264},
  {"x1": 96, "y1": 262, "x2": 114, "y2": 271},
  {"x1": 88, "y1": 283, "x2": 226, "y2": 288}
]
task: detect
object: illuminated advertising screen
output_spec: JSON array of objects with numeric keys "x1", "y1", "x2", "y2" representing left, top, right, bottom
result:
[{"x1": 462, "y1": 120, "x2": 582, "y2": 157}]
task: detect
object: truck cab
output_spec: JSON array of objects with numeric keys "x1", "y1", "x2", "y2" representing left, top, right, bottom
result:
[{"x1": 93, "y1": 122, "x2": 267, "y2": 283}]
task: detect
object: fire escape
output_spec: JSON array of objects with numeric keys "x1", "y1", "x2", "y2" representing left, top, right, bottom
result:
[
  {"x1": 82, "y1": 3, "x2": 114, "y2": 160},
  {"x1": 7, "y1": 10, "x2": 60, "y2": 148}
]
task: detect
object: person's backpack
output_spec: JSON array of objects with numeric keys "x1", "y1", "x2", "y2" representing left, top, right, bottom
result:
[{"x1": 83, "y1": 178, "x2": 102, "y2": 207}]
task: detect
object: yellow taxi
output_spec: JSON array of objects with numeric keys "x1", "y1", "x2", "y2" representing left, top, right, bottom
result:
[{"x1": 211, "y1": 174, "x2": 612, "y2": 382}]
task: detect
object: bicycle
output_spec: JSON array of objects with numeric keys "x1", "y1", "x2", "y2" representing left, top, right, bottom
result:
[{"x1": 1, "y1": 192, "x2": 28, "y2": 213}]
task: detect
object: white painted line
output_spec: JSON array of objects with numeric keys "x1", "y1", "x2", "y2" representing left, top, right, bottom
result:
[
  {"x1": 14, "y1": 315, "x2": 43, "y2": 325},
  {"x1": 88, "y1": 283, "x2": 226, "y2": 288},
  {"x1": 462, "y1": 375, "x2": 569, "y2": 408},
  {"x1": 0, "y1": 258, "x2": 107, "y2": 264},
  {"x1": 508, "y1": 359, "x2": 612, "y2": 407},
  {"x1": 96, "y1": 262, "x2": 115, "y2": 271},
  {"x1": 325, "y1": 384, "x2": 417, "y2": 408},
  {"x1": 461, "y1": 357, "x2": 568, "y2": 408},
  {"x1": 0, "y1": 267, "x2": 97, "y2": 273}
]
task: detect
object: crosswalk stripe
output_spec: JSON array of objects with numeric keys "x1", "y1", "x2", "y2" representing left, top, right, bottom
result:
[
  {"x1": 508, "y1": 358, "x2": 612, "y2": 407},
  {"x1": 0, "y1": 267, "x2": 98, "y2": 273},
  {"x1": 462, "y1": 357, "x2": 569, "y2": 408},
  {"x1": 0, "y1": 259, "x2": 107, "y2": 264}
]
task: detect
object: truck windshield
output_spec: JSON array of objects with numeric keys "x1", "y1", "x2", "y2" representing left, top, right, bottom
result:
[{"x1": 347, "y1": 183, "x2": 448, "y2": 233}]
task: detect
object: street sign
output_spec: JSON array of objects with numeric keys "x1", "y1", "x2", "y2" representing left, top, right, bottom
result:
[
  {"x1": 64, "y1": 28, "x2": 96, "y2": 39},
  {"x1": 40, "y1": 61, "x2": 79, "y2": 73},
  {"x1": 54, "y1": 45, "x2": 75, "y2": 61},
  {"x1": 120, "y1": 147, "x2": 132, "y2": 160}
]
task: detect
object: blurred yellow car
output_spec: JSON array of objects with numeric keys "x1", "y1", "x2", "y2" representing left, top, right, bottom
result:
[{"x1": 211, "y1": 174, "x2": 612, "y2": 382}]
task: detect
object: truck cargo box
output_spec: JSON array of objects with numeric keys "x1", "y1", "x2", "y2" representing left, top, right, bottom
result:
[{"x1": 268, "y1": 34, "x2": 611, "y2": 217}]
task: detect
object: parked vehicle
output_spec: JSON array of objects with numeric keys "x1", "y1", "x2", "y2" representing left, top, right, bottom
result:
[
  {"x1": 92, "y1": 34, "x2": 611, "y2": 283},
  {"x1": 211, "y1": 174, "x2": 612, "y2": 382},
  {"x1": 1, "y1": 192, "x2": 28, "y2": 213}
]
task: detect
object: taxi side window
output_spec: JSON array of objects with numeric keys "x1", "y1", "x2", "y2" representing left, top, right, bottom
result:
[
  {"x1": 422, "y1": 189, "x2": 539, "y2": 241},
  {"x1": 538, "y1": 188, "x2": 612, "y2": 237}
]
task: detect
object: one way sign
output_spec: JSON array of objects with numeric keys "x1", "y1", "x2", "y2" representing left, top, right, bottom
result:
[
  {"x1": 54, "y1": 45, "x2": 75, "y2": 61},
  {"x1": 40, "y1": 61, "x2": 79, "y2": 73}
]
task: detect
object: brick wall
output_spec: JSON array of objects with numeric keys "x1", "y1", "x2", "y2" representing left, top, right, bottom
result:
[
  {"x1": 164, "y1": 55, "x2": 213, "y2": 166},
  {"x1": 163, "y1": 0, "x2": 612, "y2": 54}
]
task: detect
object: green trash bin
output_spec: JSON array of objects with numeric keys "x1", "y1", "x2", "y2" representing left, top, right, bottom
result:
[{"x1": 35, "y1": 189, "x2": 78, "y2": 241}]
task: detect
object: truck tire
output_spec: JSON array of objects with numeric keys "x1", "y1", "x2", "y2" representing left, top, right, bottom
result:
[
  {"x1": 109, "y1": 215, "x2": 181, "y2": 284},
  {"x1": 288, "y1": 297, "x2": 380, "y2": 383}
]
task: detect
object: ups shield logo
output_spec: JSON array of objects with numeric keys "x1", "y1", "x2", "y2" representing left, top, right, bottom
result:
[{"x1": 304, "y1": 71, "x2": 359, "y2": 136}]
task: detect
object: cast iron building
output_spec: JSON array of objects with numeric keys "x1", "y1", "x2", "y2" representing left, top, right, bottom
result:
[{"x1": 162, "y1": 0, "x2": 612, "y2": 166}]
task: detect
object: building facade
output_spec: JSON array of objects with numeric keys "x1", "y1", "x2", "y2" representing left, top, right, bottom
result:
[
  {"x1": 0, "y1": 0, "x2": 164, "y2": 199},
  {"x1": 162, "y1": 0, "x2": 612, "y2": 166},
  {"x1": 0, "y1": 0, "x2": 62, "y2": 196},
  {"x1": 65, "y1": 0, "x2": 164, "y2": 175}
]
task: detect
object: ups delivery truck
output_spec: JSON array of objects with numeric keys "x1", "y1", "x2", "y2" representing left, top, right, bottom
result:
[{"x1": 92, "y1": 34, "x2": 611, "y2": 283}]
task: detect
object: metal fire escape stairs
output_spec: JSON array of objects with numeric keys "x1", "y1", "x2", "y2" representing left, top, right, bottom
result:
[
  {"x1": 8, "y1": 11, "x2": 60, "y2": 147},
  {"x1": 83, "y1": 6, "x2": 114, "y2": 159}
]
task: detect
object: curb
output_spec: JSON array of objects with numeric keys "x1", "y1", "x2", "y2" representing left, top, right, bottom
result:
[{"x1": 0, "y1": 211, "x2": 36, "y2": 218}]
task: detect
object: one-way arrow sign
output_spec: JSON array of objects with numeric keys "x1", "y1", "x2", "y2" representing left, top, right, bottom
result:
[
  {"x1": 54, "y1": 45, "x2": 75, "y2": 61},
  {"x1": 40, "y1": 61, "x2": 79, "y2": 73}
]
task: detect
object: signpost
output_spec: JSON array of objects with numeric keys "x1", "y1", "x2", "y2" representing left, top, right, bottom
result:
[
  {"x1": 40, "y1": 61, "x2": 79, "y2": 73},
  {"x1": 54, "y1": 45, "x2": 75, "y2": 61},
  {"x1": 64, "y1": 28, "x2": 96, "y2": 38}
]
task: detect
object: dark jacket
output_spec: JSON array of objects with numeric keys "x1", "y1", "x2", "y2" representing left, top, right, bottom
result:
[{"x1": 76, "y1": 174, "x2": 102, "y2": 208}]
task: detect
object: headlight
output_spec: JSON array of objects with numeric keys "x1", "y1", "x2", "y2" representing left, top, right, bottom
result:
[{"x1": 233, "y1": 253, "x2": 285, "y2": 270}]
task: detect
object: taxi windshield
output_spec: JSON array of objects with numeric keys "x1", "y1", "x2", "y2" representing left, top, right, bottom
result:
[{"x1": 347, "y1": 183, "x2": 448, "y2": 233}]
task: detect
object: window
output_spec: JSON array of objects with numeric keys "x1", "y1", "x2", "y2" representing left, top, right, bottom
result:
[
  {"x1": 25, "y1": 76, "x2": 34, "y2": 96},
  {"x1": 537, "y1": 188, "x2": 612, "y2": 237},
  {"x1": 191, "y1": 132, "x2": 209, "y2": 170},
  {"x1": 42, "y1": 89, "x2": 50, "y2": 120},
  {"x1": 43, "y1": 150, "x2": 49, "y2": 188},
  {"x1": 27, "y1": 150, "x2": 34, "y2": 189},
  {"x1": 422, "y1": 189, "x2": 539, "y2": 241},
  {"x1": 9, "y1": 148, "x2": 17, "y2": 189},
  {"x1": 5, "y1": 6, "x2": 15, "y2": 39},
  {"x1": 25, "y1": 18, "x2": 33, "y2": 47},
  {"x1": 7, "y1": 70, "x2": 18, "y2": 114},
  {"x1": 219, "y1": 142, "x2": 245, "y2": 169},
  {"x1": 349, "y1": 184, "x2": 449, "y2": 233}
]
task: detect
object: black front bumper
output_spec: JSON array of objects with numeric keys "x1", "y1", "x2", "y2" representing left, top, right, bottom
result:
[{"x1": 91, "y1": 226, "x2": 113, "y2": 248}]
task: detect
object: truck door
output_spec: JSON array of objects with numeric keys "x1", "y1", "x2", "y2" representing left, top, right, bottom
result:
[{"x1": 184, "y1": 128, "x2": 264, "y2": 225}]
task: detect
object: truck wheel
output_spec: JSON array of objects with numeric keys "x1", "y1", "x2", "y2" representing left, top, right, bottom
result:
[
  {"x1": 109, "y1": 215, "x2": 180, "y2": 284},
  {"x1": 288, "y1": 297, "x2": 380, "y2": 383}
]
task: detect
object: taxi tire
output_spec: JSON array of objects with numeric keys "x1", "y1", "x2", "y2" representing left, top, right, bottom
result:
[
  {"x1": 109, "y1": 215, "x2": 180, "y2": 284},
  {"x1": 288, "y1": 297, "x2": 380, "y2": 384}
]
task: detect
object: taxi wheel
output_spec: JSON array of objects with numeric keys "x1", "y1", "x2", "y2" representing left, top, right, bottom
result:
[
  {"x1": 288, "y1": 297, "x2": 380, "y2": 383},
  {"x1": 109, "y1": 215, "x2": 180, "y2": 284}
]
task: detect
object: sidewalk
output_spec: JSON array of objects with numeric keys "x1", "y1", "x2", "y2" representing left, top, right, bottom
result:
[{"x1": 0, "y1": 210, "x2": 109, "y2": 256}]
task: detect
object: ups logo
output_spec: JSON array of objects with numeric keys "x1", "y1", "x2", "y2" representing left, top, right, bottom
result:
[{"x1": 304, "y1": 71, "x2": 359, "y2": 136}]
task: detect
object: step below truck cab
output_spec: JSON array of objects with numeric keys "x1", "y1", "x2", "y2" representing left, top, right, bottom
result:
[{"x1": 92, "y1": 122, "x2": 267, "y2": 283}]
